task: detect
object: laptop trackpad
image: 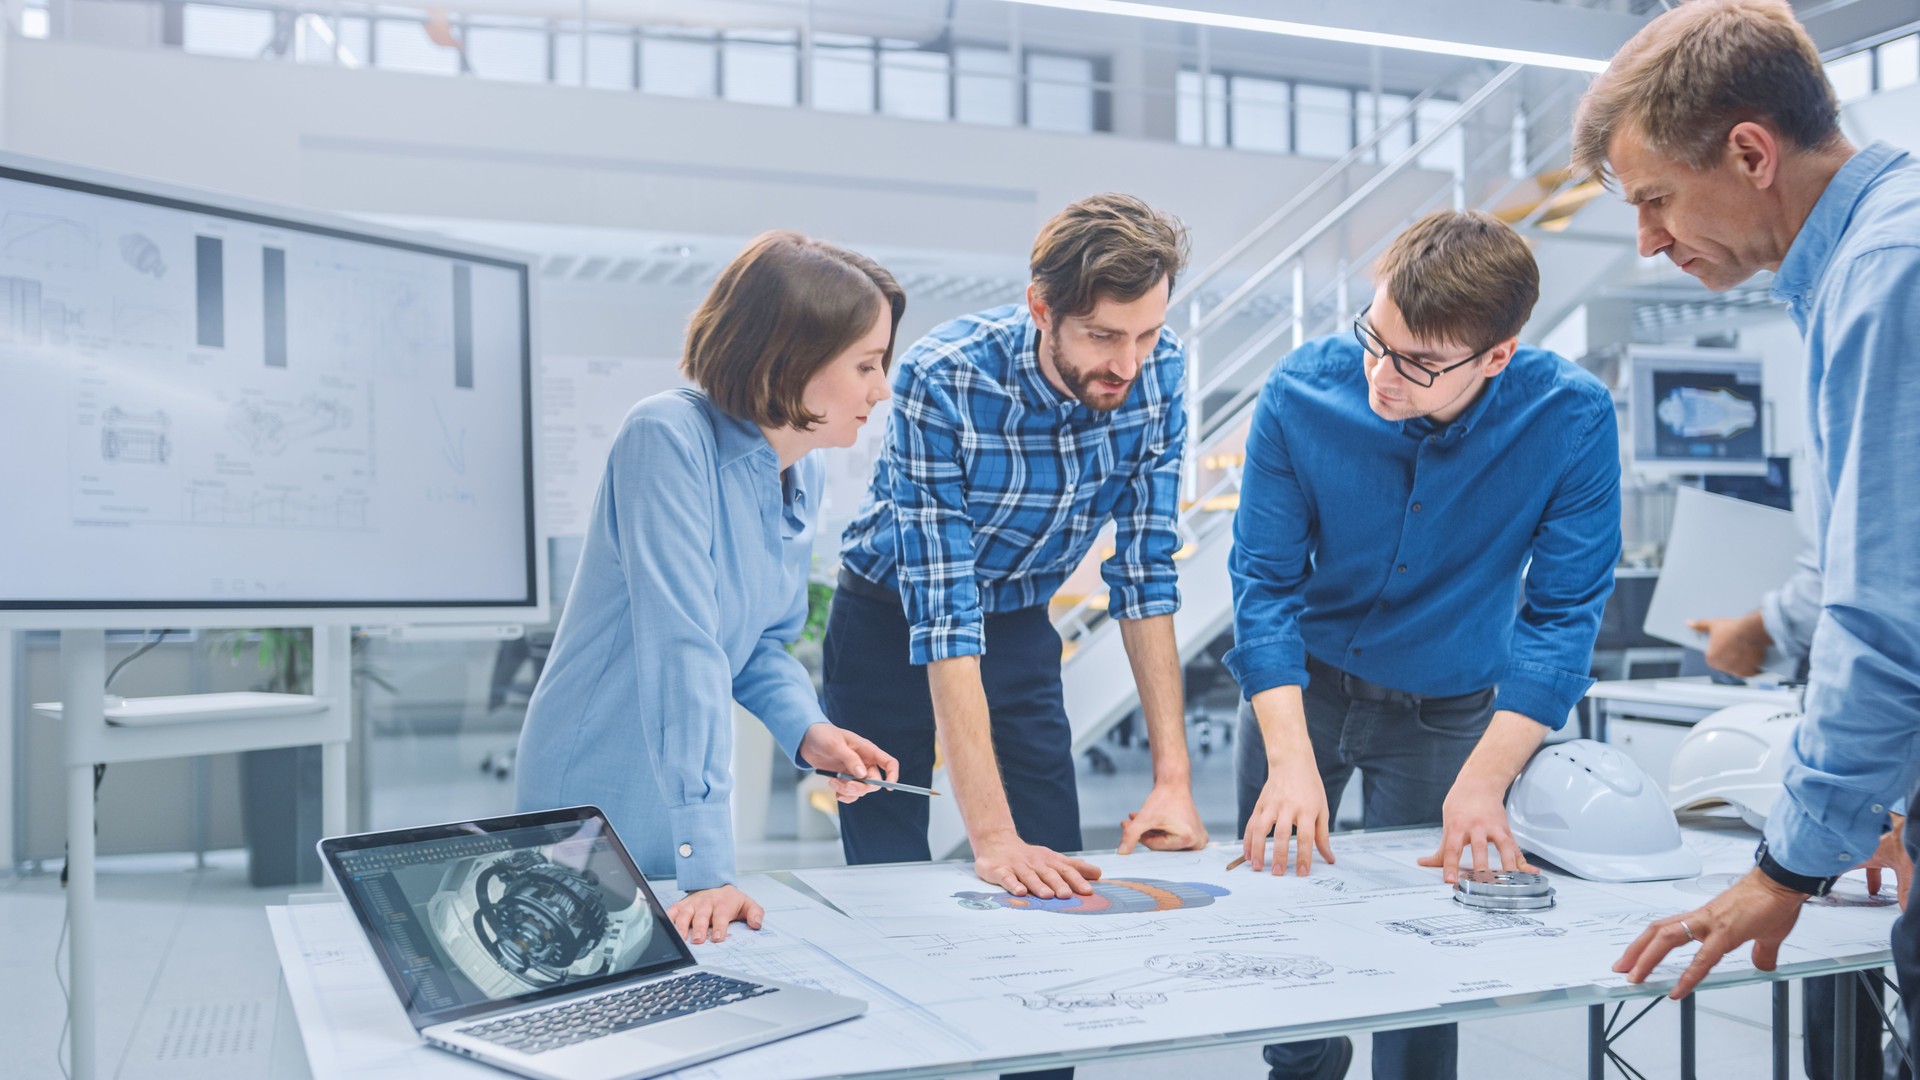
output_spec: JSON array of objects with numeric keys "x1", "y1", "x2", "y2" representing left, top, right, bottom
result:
[{"x1": 644, "y1": 1015, "x2": 775, "y2": 1052}]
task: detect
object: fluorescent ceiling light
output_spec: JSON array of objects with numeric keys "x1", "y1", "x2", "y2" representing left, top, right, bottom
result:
[{"x1": 1000, "y1": 0, "x2": 1613, "y2": 74}]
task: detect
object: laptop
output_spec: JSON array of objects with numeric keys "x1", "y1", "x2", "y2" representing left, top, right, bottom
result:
[{"x1": 318, "y1": 805, "x2": 866, "y2": 1080}]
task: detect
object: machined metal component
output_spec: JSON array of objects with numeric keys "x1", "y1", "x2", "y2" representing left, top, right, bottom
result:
[{"x1": 1452, "y1": 868, "x2": 1557, "y2": 912}]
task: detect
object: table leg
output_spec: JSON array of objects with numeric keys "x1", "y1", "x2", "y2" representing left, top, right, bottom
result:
[
  {"x1": 1590, "y1": 1003, "x2": 1606, "y2": 1080},
  {"x1": 1681, "y1": 992, "x2": 1697, "y2": 1080},
  {"x1": 1836, "y1": 970, "x2": 1858, "y2": 1079},
  {"x1": 1773, "y1": 981, "x2": 1790, "y2": 1080},
  {"x1": 68, "y1": 760, "x2": 96, "y2": 1080}
]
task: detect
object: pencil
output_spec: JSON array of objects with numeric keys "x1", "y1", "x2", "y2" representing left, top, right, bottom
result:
[{"x1": 1225, "y1": 854, "x2": 1248, "y2": 871}]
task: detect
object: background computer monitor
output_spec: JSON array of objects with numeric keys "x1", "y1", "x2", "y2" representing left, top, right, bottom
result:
[
  {"x1": 0, "y1": 153, "x2": 545, "y2": 629},
  {"x1": 1625, "y1": 346, "x2": 1769, "y2": 477}
]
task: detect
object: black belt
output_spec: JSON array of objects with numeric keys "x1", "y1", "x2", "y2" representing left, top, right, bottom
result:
[
  {"x1": 1304, "y1": 654, "x2": 1488, "y2": 706},
  {"x1": 836, "y1": 568, "x2": 900, "y2": 605}
]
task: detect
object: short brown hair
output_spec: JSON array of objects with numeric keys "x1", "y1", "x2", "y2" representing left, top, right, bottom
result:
[
  {"x1": 1571, "y1": 0, "x2": 1841, "y2": 182},
  {"x1": 1030, "y1": 193, "x2": 1190, "y2": 320},
  {"x1": 1375, "y1": 211, "x2": 1539, "y2": 348},
  {"x1": 681, "y1": 231, "x2": 905, "y2": 429}
]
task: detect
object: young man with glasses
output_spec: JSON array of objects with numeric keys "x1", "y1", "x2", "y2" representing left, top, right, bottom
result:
[{"x1": 1226, "y1": 210, "x2": 1621, "y2": 1080}]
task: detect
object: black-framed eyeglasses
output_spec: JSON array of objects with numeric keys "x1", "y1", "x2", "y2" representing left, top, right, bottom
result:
[{"x1": 1352, "y1": 304, "x2": 1495, "y2": 389}]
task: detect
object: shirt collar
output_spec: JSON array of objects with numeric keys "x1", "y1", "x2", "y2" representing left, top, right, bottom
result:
[
  {"x1": 1399, "y1": 360, "x2": 1506, "y2": 442},
  {"x1": 1771, "y1": 142, "x2": 1910, "y2": 307},
  {"x1": 1012, "y1": 307, "x2": 1082, "y2": 416},
  {"x1": 693, "y1": 388, "x2": 780, "y2": 470}
]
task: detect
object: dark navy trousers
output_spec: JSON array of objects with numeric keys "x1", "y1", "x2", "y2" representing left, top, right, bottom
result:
[
  {"x1": 820, "y1": 583, "x2": 1082, "y2": 1080},
  {"x1": 1236, "y1": 656, "x2": 1496, "y2": 1080}
]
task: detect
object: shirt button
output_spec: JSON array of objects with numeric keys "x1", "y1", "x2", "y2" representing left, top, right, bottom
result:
[
  {"x1": 1397, "y1": 564, "x2": 1408, "y2": 574},
  {"x1": 678, "y1": 843, "x2": 694, "y2": 858},
  {"x1": 1378, "y1": 601, "x2": 1390, "y2": 611},
  {"x1": 1411, "y1": 502, "x2": 1423, "y2": 512},
  {"x1": 1838, "y1": 851, "x2": 1852, "y2": 862},
  {"x1": 1351, "y1": 647, "x2": 1363, "y2": 656},
  {"x1": 1872, "y1": 804, "x2": 1886, "y2": 815}
]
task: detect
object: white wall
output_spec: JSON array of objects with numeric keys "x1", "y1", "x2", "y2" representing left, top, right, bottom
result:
[{"x1": 0, "y1": 38, "x2": 1442, "y2": 275}]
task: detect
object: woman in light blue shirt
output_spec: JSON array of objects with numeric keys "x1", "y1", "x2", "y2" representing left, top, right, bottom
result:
[{"x1": 517, "y1": 232, "x2": 904, "y2": 943}]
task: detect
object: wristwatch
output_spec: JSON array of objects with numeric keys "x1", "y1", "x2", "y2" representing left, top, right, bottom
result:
[{"x1": 1754, "y1": 839, "x2": 1839, "y2": 897}]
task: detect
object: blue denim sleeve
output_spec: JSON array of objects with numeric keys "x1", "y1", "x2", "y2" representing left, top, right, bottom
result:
[
  {"x1": 731, "y1": 452, "x2": 829, "y2": 769},
  {"x1": 886, "y1": 358, "x2": 986, "y2": 664},
  {"x1": 1223, "y1": 368, "x2": 1313, "y2": 698},
  {"x1": 1103, "y1": 341, "x2": 1186, "y2": 620},
  {"x1": 1492, "y1": 392, "x2": 1620, "y2": 729},
  {"x1": 1766, "y1": 249, "x2": 1920, "y2": 877},
  {"x1": 605, "y1": 415, "x2": 738, "y2": 890}
]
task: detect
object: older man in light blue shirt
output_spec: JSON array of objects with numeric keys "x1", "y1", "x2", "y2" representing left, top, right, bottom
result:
[{"x1": 1573, "y1": 1, "x2": 1919, "y2": 1039}]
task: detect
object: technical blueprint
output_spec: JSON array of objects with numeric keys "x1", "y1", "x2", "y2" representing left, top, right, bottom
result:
[{"x1": 271, "y1": 826, "x2": 1902, "y2": 1080}]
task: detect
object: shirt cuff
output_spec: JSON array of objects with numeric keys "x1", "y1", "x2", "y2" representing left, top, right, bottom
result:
[
  {"x1": 1108, "y1": 582, "x2": 1179, "y2": 622},
  {"x1": 663, "y1": 801, "x2": 736, "y2": 892},
  {"x1": 908, "y1": 618, "x2": 985, "y2": 665},
  {"x1": 1493, "y1": 660, "x2": 1591, "y2": 731},
  {"x1": 1762, "y1": 779, "x2": 1895, "y2": 877},
  {"x1": 1222, "y1": 633, "x2": 1306, "y2": 700}
]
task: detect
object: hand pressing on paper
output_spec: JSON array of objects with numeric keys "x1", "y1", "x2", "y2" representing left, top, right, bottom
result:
[
  {"x1": 667, "y1": 884, "x2": 763, "y2": 945},
  {"x1": 1242, "y1": 753, "x2": 1336, "y2": 876},
  {"x1": 799, "y1": 722, "x2": 901, "y2": 803},
  {"x1": 1418, "y1": 771, "x2": 1537, "y2": 884},
  {"x1": 1864, "y1": 813, "x2": 1910, "y2": 909},
  {"x1": 973, "y1": 829, "x2": 1101, "y2": 900},
  {"x1": 1118, "y1": 784, "x2": 1209, "y2": 854},
  {"x1": 1614, "y1": 867, "x2": 1806, "y2": 999}
]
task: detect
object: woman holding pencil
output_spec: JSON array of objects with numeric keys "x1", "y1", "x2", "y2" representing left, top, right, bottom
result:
[{"x1": 517, "y1": 232, "x2": 905, "y2": 944}]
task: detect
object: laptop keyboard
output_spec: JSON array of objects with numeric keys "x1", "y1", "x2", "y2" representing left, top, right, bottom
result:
[{"x1": 457, "y1": 972, "x2": 779, "y2": 1056}]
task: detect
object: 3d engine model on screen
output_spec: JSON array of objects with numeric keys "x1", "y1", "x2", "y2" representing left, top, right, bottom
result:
[{"x1": 426, "y1": 850, "x2": 656, "y2": 998}]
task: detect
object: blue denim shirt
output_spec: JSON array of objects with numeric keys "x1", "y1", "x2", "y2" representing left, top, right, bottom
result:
[
  {"x1": 1762, "y1": 142, "x2": 1920, "y2": 877},
  {"x1": 839, "y1": 304, "x2": 1186, "y2": 664},
  {"x1": 1224, "y1": 335, "x2": 1620, "y2": 728},
  {"x1": 516, "y1": 388, "x2": 822, "y2": 890}
]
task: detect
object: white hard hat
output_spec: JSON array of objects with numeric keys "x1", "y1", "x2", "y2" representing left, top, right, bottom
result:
[
  {"x1": 1667, "y1": 703, "x2": 1800, "y2": 830},
  {"x1": 1506, "y1": 739, "x2": 1702, "y2": 883}
]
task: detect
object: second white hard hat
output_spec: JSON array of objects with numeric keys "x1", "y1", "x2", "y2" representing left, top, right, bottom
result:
[
  {"x1": 1507, "y1": 739, "x2": 1703, "y2": 883},
  {"x1": 1667, "y1": 702, "x2": 1801, "y2": 830}
]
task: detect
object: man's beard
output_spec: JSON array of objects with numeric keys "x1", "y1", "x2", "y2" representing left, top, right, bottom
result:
[{"x1": 1050, "y1": 334, "x2": 1135, "y2": 413}]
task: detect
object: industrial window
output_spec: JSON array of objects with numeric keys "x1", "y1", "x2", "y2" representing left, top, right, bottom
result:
[
  {"x1": 1027, "y1": 52, "x2": 1101, "y2": 133},
  {"x1": 182, "y1": 4, "x2": 276, "y2": 60},
  {"x1": 722, "y1": 30, "x2": 798, "y2": 107},
  {"x1": 1294, "y1": 83, "x2": 1355, "y2": 159},
  {"x1": 640, "y1": 30, "x2": 718, "y2": 99},
  {"x1": 374, "y1": 16, "x2": 461, "y2": 76},
  {"x1": 956, "y1": 45, "x2": 1017, "y2": 126},
  {"x1": 1175, "y1": 69, "x2": 1228, "y2": 148},
  {"x1": 465, "y1": 21, "x2": 548, "y2": 84},
  {"x1": 879, "y1": 42, "x2": 950, "y2": 121},
  {"x1": 1228, "y1": 75, "x2": 1289, "y2": 154},
  {"x1": 811, "y1": 33, "x2": 876, "y2": 113}
]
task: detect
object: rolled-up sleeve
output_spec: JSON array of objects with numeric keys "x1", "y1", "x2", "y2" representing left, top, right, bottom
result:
[
  {"x1": 1224, "y1": 370, "x2": 1315, "y2": 698},
  {"x1": 887, "y1": 361, "x2": 986, "y2": 665},
  {"x1": 1492, "y1": 394, "x2": 1621, "y2": 729},
  {"x1": 606, "y1": 419, "x2": 738, "y2": 891},
  {"x1": 1103, "y1": 348, "x2": 1186, "y2": 620},
  {"x1": 1766, "y1": 250, "x2": 1920, "y2": 877}
]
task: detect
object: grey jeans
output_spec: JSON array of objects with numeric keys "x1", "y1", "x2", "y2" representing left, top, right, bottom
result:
[{"x1": 1236, "y1": 657, "x2": 1496, "y2": 1080}]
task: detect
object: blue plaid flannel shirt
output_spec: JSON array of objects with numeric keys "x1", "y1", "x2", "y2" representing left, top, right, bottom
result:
[{"x1": 840, "y1": 303, "x2": 1187, "y2": 665}]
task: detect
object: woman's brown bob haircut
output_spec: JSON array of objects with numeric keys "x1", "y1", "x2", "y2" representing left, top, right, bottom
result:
[
  {"x1": 1375, "y1": 211, "x2": 1539, "y2": 349},
  {"x1": 1571, "y1": 0, "x2": 1842, "y2": 182},
  {"x1": 1030, "y1": 193, "x2": 1190, "y2": 320},
  {"x1": 682, "y1": 231, "x2": 906, "y2": 429}
]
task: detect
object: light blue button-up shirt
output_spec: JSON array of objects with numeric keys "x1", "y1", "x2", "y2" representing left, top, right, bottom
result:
[
  {"x1": 515, "y1": 388, "x2": 824, "y2": 891},
  {"x1": 1763, "y1": 142, "x2": 1920, "y2": 877}
]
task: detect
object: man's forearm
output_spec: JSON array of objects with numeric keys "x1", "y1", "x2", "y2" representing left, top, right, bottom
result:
[
  {"x1": 927, "y1": 656, "x2": 1018, "y2": 841},
  {"x1": 1457, "y1": 709, "x2": 1551, "y2": 794},
  {"x1": 1118, "y1": 615, "x2": 1190, "y2": 786},
  {"x1": 1249, "y1": 685, "x2": 1312, "y2": 763}
]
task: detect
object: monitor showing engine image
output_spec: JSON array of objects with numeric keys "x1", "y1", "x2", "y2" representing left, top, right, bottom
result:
[{"x1": 328, "y1": 814, "x2": 691, "y2": 1026}]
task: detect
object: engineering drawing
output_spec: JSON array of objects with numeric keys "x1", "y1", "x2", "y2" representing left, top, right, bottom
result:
[
  {"x1": 119, "y1": 233, "x2": 167, "y2": 278},
  {"x1": 955, "y1": 879, "x2": 1229, "y2": 915},
  {"x1": 1657, "y1": 386, "x2": 1757, "y2": 440},
  {"x1": 1008, "y1": 950, "x2": 1334, "y2": 1013},
  {"x1": 3, "y1": 211, "x2": 95, "y2": 269},
  {"x1": 100, "y1": 406, "x2": 171, "y2": 464},
  {"x1": 1144, "y1": 950, "x2": 1334, "y2": 981},
  {"x1": 1382, "y1": 912, "x2": 1568, "y2": 947},
  {"x1": 228, "y1": 395, "x2": 353, "y2": 456},
  {"x1": 1011, "y1": 990, "x2": 1168, "y2": 1013}
]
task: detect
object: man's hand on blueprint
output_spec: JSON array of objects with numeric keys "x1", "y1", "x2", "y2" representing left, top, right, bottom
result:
[
  {"x1": 1863, "y1": 813, "x2": 1910, "y2": 909},
  {"x1": 1614, "y1": 867, "x2": 1805, "y2": 999},
  {"x1": 1117, "y1": 784, "x2": 1210, "y2": 854},
  {"x1": 668, "y1": 884, "x2": 765, "y2": 945},
  {"x1": 1242, "y1": 753, "x2": 1336, "y2": 876},
  {"x1": 1418, "y1": 774, "x2": 1537, "y2": 885},
  {"x1": 973, "y1": 831, "x2": 1102, "y2": 899}
]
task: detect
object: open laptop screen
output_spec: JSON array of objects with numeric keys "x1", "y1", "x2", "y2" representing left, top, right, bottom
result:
[{"x1": 321, "y1": 806, "x2": 695, "y2": 1029}]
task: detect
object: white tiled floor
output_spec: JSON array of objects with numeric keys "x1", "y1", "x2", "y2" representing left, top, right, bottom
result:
[{"x1": 0, "y1": 728, "x2": 1884, "y2": 1080}]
